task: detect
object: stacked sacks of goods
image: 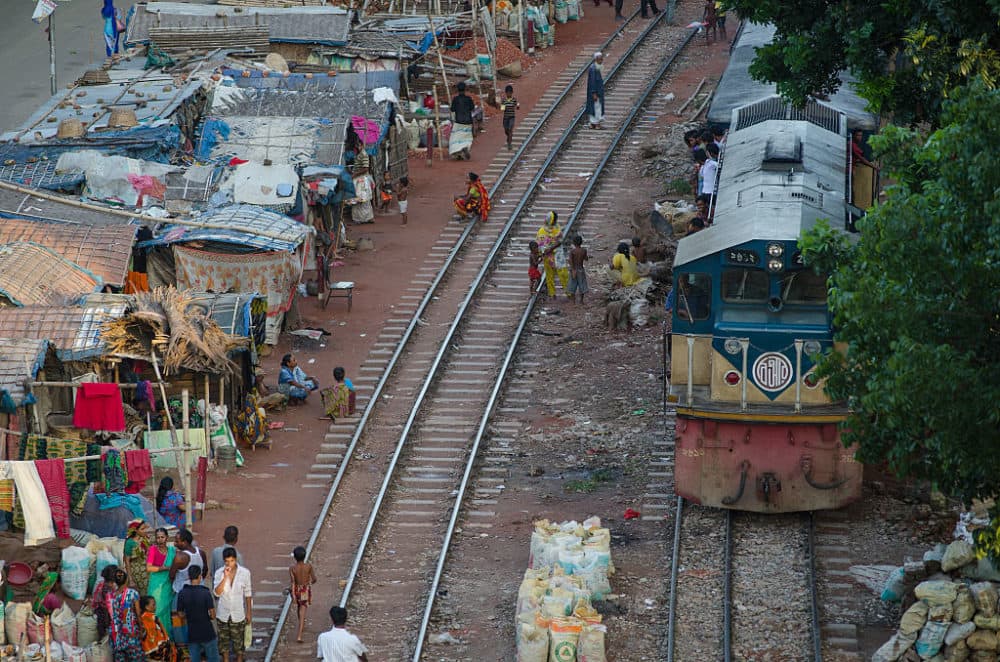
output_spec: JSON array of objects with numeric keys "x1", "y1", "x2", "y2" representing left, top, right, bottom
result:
[
  {"x1": 516, "y1": 517, "x2": 613, "y2": 662},
  {"x1": 874, "y1": 538, "x2": 1000, "y2": 661}
]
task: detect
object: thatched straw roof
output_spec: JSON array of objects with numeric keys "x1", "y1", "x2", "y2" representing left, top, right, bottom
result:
[{"x1": 101, "y1": 286, "x2": 249, "y2": 375}]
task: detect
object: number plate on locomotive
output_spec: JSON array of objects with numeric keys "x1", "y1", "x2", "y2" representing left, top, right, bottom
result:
[{"x1": 725, "y1": 249, "x2": 760, "y2": 265}]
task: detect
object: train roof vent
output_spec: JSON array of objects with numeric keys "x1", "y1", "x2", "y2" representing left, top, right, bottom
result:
[
  {"x1": 734, "y1": 97, "x2": 843, "y2": 134},
  {"x1": 763, "y1": 132, "x2": 802, "y2": 164}
]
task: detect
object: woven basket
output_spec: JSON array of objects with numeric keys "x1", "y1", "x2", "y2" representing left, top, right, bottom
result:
[
  {"x1": 56, "y1": 118, "x2": 85, "y2": 139},
  {"x1": 108, "y1": 107, "x2": 138, "y2": 128}
]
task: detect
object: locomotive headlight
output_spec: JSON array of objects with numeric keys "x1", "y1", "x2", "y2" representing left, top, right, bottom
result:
[
  {"x1": 803, "y1": 340, "x2": 822, "y2": 355},
  {"x1": 724, "y1": 338, "x2": 742, "y2": 355},
  {"x1": 767, "y1": 242, "x2": 784, "y2": 257},
  {"x1": 767, "y1": 258, "x2": 783, "y2": 273}
]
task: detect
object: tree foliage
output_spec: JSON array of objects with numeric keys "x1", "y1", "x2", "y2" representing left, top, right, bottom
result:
[
  {"x1": 725, "y1": 0, "x2": 1000, "y2": 124},
  {"x1": 801, "y1": 81, "x2": 1000, "y2": 514}
]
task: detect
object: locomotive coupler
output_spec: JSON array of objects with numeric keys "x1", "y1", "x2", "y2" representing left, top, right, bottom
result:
[{"x1": 756, "y1": 472, "x2": 781, "y2": 504}]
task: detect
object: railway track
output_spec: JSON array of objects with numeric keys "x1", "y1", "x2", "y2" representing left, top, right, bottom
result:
[
  {"x1": 666, "y1": 500, "x2": 822, "y2": 661},
  {"x1": 256, "y1": 6, "x2": 699, "y2": 660}
]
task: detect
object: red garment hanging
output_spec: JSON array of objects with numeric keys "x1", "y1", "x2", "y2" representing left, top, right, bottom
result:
[
  {"x1": 34, "y1": 459, "x2": 70, "y2": 539},
  {"x1": 73, "y1": 383, "x2": 126, "y2": 432},
  {"x1": 123, "y1": 449, "x2": 153, "y2": 494}
]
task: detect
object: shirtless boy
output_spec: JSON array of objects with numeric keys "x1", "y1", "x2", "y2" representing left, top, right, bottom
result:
[
  {"x1": 567, "y1": 235, "x2": 589, "y2": 304},
  {"x1": 528, "y1": 240, "x2": 542, "y2": 293},
  {"x1": 289, "y1": 546, "x2": 317, "y2": 643},
  {"x1": 397, "y1": 176, "x2": 409, "y2": 225}
]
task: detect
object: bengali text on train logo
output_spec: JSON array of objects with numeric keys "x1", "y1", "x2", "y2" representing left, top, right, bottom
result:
[{"x1": 752, "y1": 352, "x2": 794, "y2": 392}]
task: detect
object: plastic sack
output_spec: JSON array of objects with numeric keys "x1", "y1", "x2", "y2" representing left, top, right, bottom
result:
[
  {"x1": 0, "y1": 601, "x2": 5, "y2": 645},
  {"x1": 5, "y1": 602, "x2": 30, "y2": 647},
  {"x1": 51, "y1": 604, "x2": 77, "y2": 646},
  {"x1": 578, "y1": 623, "x2": 607, "y2": 662},
  {"x1": 75, "y1": 605, "x2": 97, "y2": 648},
  {"x1": 972, "y1": 581, "x2": 999, "y2": 617},
  {"x1": 541, "y1": 594, "x2": 572, "y2": 620},
  {"x1": 517, "y1": 621, "x2": 548, "y2": 662},
  {"x1": 915, "y1": 620, "x2": 948, "y2": 658},
  {"x1": 572, "y1": 601, "x2": 602, "y2": 625},
  {"x1": 60, "y1": 547, "x2": 92, "y2": 600},
  {"x1": 557, "y1": 547, "x2": 586, "y2": 575},
  {"x1": 26, "y1": 612, "x2": 45, "y2": 645},
  {"x1": 84, "y1": 637, "x2": 111, "y2": 662},
  {"x1": 61, "y1": 642, "x2": 87, "y2": 662},
  {"x1": 880, "y1": 566, "x2": 906, "y2": 603},
  {"x1": 567, "y1": 0, "x2": 580, "y2": 20},
  {"x1": 554, "y1": 0, "x2": 568, "y2": 23},
  {"x1": 518, "y1": 572, "x2": 549, "y2": 616},
  {"x1": 49, "y1": 643, "x2": 63, "y2": 662},
  {"x1": 548, "y1": 618, "x2": 582, "y2": 662}
]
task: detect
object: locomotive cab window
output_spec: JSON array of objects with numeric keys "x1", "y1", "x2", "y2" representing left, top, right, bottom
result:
[
  {"x1": 677, "y1": 273, "x2": 711, "y2": 321},
  {"x1": 780, "y1": 270, "x2": 828, "y2": 305},
  {"x1": 721, "y1": 268, "x2": 769, "y2": 302}
]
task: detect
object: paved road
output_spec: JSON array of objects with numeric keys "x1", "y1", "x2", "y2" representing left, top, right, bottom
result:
[
  {"x1": 0, "y1": 1, "x2": 215, "y2": 132},
  {"x1": 0, "y1": 1, "x2": 109, "y2": 131}
]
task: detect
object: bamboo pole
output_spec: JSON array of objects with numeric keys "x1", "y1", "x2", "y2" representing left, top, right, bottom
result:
[
  {"x1": 676, "y1": 77, "x2": 706, "y2": 115},
  {"x1": 32, "y1": 381, "x2": 173, "y2": 388},
  {"x1": 428, "y1": 17, "x2": 451, "y2": 103},
  {"x1": 432, "y1": 88, "x2": 445, "y2": 160},
  {"x1": 517, "y1": 1, "x2": 525, "y2": 53},
  {"x1": 182, "y1": 389, "x2": 193, "y2": 530},
  {"x1": 149, "y1": 349, "x2": 188, "y2": 508}
]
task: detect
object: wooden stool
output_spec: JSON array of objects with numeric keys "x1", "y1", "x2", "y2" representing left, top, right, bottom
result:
[{"x1": 323, "y1": 281, "x2": 355, "y2": 310}]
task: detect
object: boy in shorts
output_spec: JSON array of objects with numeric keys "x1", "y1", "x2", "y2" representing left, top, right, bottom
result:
[
  {"x1": 397, "y1": 176, "x2": 409, "y2": 225},
  {"x1": 501, "y1": 84, "x2": 519, "y2": 150},
  {"x1": 289, "y1": 546, "x2": 317, "y2": 643},
  {"x1": 567, "y1": 235, "x2": 589, "y2": 304}
]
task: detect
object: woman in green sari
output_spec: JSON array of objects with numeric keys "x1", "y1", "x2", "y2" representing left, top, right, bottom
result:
[{"x1": 145, "y1": 527, "x2": 175, "y2": 637}]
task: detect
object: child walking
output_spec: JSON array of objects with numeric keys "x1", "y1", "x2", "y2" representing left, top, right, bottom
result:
[
  {"x1": 501, "y1": 85, "x2": 520, "y2": 150},
  {"x1": 528, "y1": 240, "x2": 542, "y2": 293},
  {"x1": 397, "y1": 176, "x2": 409, "y2": 225},
  {"x1": 289, "y1": 546, "x2": 317, "y2": 643},
  {"x1": 379, "y1": 171, "x2": 394, "y2": 214},
  {"x1": 567, "y1": 235, "x2": 589, "y2": 304}
]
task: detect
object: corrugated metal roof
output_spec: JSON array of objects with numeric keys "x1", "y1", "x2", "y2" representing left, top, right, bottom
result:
[
  {"x1": 141, "y1": 204, "x2": 313, "y2": 252},
  {"x1": 0, "y1": 337, "x2": 49, "y2": 409},
  {"x1": 0, "y1": 301, "x2": 127, "y2": 361},
  {"x1": 0, "y1": 242, "x2": 102, "y2": 306},
  {"x1": 0, "y1": 218, "x2": 136, "y2": 286},
  {"x1": 126, "y1": 2, "x2": 351, "y2": 46}
]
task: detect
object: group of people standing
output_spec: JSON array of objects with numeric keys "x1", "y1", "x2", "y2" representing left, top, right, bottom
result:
[{"x1": 94, "y1": 522, "x2": 253, "y2": 662}]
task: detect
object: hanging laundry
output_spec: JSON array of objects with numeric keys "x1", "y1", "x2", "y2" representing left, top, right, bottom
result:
[
  {"x1": 0, "y1": 461, "x2": 55, "y2": 545},
  {"x1": 103, "y1": 448, "x2": 128, "y2": 493},
  {"x1": 123, "y1": 449, "x2": 152, "y2": 494},
  {"x1": 34, "y1": 459, "x2": 70, "y2": 539},
  {"x1": 350, "y1": 115, "x2": 381, "y2": 145},
  {"x1": 0, "y1": 479, "x2": 13, "y2": 511},
  {"x1": 73, "y1": 383, "x2": 126, "y2": 432}
]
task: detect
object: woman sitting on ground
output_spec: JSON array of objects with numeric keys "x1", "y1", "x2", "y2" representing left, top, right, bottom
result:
[
  {"x1": 278, "y1": 353, "x2": 319, "y2": 404},
  {"x1": 321, "y1": 366, "x2": 356, "y2": 421},
  {"x1": 611, "y1": 242, "x2": 640, "y2": 287},
  {"x1": 453, "y1": 172, "x2": 491, "y2": 222},
  {"x1": 155, "y1": 477, "x2": 185, "y2": 529}
]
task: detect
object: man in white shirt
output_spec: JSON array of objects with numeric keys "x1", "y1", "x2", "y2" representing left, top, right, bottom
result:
[
  {"x1": 317, "y1": 606, "x2": 368, "y2": 662},
  {"x1": 700, "y1": 142, "x2": 720, "y2": 197},
  {"x1": 214, "y1": 547, "x2": 253, "y2": 662}
]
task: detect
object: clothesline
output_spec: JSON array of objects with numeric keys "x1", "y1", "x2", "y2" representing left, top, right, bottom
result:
[
  {"x1": 31, "y1": 381, "x2": 175, "y2": 389},
  {"x1": 57, "y1": 446, "x2": 201, "y2": 464}
]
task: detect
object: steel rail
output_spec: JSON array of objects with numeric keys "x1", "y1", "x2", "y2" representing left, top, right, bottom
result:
[
  {"x1": 410, "y1": 25, "x2": 698, "y2": 660},
  {"x1": 807, "y1": 512, "x2": 822, "y2": 661},
  {"x1": 338, "y1": 10, "x2": 674, "y2": 613},
  {"x1": 665, "y1": 496, "x2": 684, "y2": 662},
  {"x1": 723, "y1": 509, "x2": 734, "y2": 662},
  {"x1": 260, "y1": 11, "x2": 645, "y2": 659}
]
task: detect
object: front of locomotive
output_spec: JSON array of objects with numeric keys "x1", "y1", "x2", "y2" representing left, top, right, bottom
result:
[{"x1": 670, "y1": 99, "x2": 862, "y2": 513}]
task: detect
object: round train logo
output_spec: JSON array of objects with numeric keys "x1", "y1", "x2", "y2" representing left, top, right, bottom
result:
[{"x1": 752, "y1": 352, "x2": 794, "y2": 392}]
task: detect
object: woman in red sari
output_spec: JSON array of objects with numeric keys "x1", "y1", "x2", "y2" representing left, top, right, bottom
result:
[{"x1": 453, "y1": 172, "x2": 491, "y2": 222}]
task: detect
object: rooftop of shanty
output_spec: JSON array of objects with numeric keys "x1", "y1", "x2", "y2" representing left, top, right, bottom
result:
[
  {"x1": 125, "y1": 2, "x2": 352, "y2": 47},
  {"x1": 0, "y1": 242, "x2": 101, "y2": 307},
  {"x1": 0, "y1": 217, "x2": 137, "y2": 286},
  {"x1": 140, "y1": 204, "x2": 314, "y2": 253},
  {"x1": 0, "y1": 337, "x2": 50, "y2": 411},
  {"x1": 0, "y1": 185, "x2": 136, "y2": 226},
  {"x1": 0, "y1": 297, "x2": 129, "y2": 361},
  {"x1": 0, "y1": 67, "x2": 202, "y2": 145}
]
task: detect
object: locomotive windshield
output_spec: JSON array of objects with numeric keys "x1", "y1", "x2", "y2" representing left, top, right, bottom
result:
[
  {"x1": 780, "y1": 270, "x2": 828, "y2": 305},
  {"x1": 676, "y1": 273, "x2": 712, "y2": 321},
  {"x1": 721, "y1": 269, "x2": 769, "y2": 302}
]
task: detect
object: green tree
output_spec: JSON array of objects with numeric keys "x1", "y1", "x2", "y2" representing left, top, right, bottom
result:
[
  {"x1": 725, "y1": 0, "x2": 1000, "y2": 124},
  {"x1": 800, "y1": 81, "x2": 1000, "y2": 553}
]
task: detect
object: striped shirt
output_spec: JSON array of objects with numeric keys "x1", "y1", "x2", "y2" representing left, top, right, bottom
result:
[{"x1": 501, "y1": 97, "x2": 518, "y2": 119}]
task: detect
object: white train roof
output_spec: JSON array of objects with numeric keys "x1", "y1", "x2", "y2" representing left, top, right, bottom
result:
[{"x1": 675, "y1": 101, "x2": 850, "y2": 268}]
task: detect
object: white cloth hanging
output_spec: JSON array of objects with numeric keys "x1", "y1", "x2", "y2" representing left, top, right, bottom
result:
[{"x1": 0, "y1": 461, "x2": 55, "y2": 546}]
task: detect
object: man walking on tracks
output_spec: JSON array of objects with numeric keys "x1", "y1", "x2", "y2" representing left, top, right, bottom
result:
[
  {"x1": 449, "y1": 82, "x2": 475, "y2": 160},
  {"x1": 587, "y1": 53, "x2": 606, "y2": 129},
  {"x1": 317, "y1": 606, "x2": 368, "y2": 662}
]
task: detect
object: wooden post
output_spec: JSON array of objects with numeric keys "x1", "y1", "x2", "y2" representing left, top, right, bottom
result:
[
  {"x1": 432, "y1": 88, "x2": 445, "y2": 160},
  {"x1": 428, "y1": 17, "x2": 451, "y2": 103},
  {"x1": 204, "y1": 374, "x2": 211, "y2": 459},
  {"x1": 182, "y1": 389, "x2": 193, "y2": 530},
  {"x1": 517, "y1": 1, "x2": 525, "y2": 53},
  {"x1": 149, "y1": 350, "x2": 186, "y2": 493}
]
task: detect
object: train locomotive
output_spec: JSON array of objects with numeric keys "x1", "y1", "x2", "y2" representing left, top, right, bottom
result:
[{"x1": 669, "y1": 95, "x2": 863, "y2": 512}]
